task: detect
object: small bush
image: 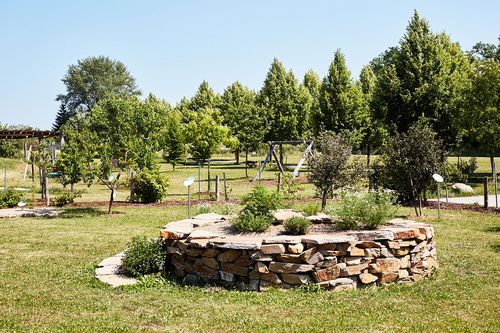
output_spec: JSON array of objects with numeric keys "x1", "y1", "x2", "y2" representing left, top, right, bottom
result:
[
  {"x1": 334, "y1": 191, "x2": 397, "y2": 230},
  {"x1": 280, "y1": 172, "x2": 304, "y2": 200},
  {"x1": 240, "y1": 185, "x2": 283, "y2": 217},
  {"x1": 232, "y1": 185, "x2": 283, "y2": 233},
  {"x1": 0, "y1": 189, "x2": 22, "y2": 208},
  {"x1": 122, "y1": 236, "x2": 167, "y2": 277},
  {"x1": 54, "y1": 191, "x2": 81, "y2": 206},
  {"x1": 302, "y1": 203, "x2": 321, "y2": 216},
  {"x1": 129, "y1": 170, "x2": 169, "y2": 203},
  {"x1": 284, "y1": 216, "x2": 312, "y2": 235},
  {"x1": 232, "y1": 213, "x2": 274, "y2": 233},
  {"x1": 447, "y1": 158, "x2": 478, "y2": 183}
]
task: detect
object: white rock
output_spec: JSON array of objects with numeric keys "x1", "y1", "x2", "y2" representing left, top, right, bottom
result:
[{"x1": 451, "y1": 183, "x2": 474, "y2": 193}]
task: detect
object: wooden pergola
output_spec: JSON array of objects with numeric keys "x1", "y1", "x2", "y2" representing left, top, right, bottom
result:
[{"x1": 0, "y1": 130, "x2": 60, "y2": 139}]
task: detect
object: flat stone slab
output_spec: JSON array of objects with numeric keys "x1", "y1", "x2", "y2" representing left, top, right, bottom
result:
[
  {"x1": 209, "y1": 237, "x2": 262, "y2": 250},
  {"x1": 347, "y1": 230, "x2": 395, "y2": 241},
  {"x1": 273, "y1": 209, "x2": 304, "y2": 223},
  {"x1": 96, "y1": 274, "x2": 137, "y2": 287},
  {"x1": 187, "y1": 229, "x2": 220, "y2": 241},
  {"x1": 306, "y1": 213, "x2": 332, "y2": 224},
  {"x1": 193, "y1": 213, "x2": 226, "y2": 221},
  {"x1": 301, "y1": 235, "x2": 356, "y2": 244},
  {"x1": 95, "y1": 251, "x2": 137, "y2": 288},
  {"x1": 0, "y1": 207, "x2": 63, "y2": 218},
  {"x1": 262, "y1": 235, "x2": 303, "y2": 244},
  {"x1": 160, "y1": 220, "x2": 194, "y2": 239}
]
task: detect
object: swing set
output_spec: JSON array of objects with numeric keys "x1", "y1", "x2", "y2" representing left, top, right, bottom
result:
[{"x1": 253, "y1": 140, "x2": 313, "y2": 181}]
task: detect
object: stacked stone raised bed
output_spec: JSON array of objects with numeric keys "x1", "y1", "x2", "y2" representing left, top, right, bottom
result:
[{"x1": 160, "y1": 214, "x2": 437, "y2": 291}]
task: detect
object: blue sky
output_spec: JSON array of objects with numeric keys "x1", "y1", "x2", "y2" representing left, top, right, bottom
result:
[{"x1": 0, "y1": 1, "x2": 498, "y2": 130}]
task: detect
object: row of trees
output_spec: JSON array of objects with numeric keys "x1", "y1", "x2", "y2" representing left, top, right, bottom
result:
[{"x1": 53, "y1": 12, "x2": 499, "y2": 172}]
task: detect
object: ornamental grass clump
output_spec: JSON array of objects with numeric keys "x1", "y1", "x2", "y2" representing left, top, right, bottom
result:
[
  {"x1": 232, "y1": 185, "x2": 283, "y2": 232},
  {"x1": 334, "y1": 191, "x2": 397, "y2": 230},
  {"x1": 122, "y1": 236, "x2": 167, "y2": 277},
  {"x1": 284, "y1": 216, "x2": 312, "y2": 235}
]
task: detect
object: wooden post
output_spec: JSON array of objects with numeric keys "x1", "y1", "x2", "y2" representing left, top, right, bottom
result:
[
  {"x1": 3, "y1": 166, "x2": 6, "y2": 191},
  {"x1": 223, "y1": 172, "x2": 228, "y2": 202},
  {"x1": 493, "y1": 159, "x2": 498, "y2": 209},
  {"x1": 277, "y1": 173, "x2": 282, "y2": 192},
  {"x1": 44, "y1": 174, "x2": 50, "y2": 206},
  {"x1": 483, "y1": 177, "x2": 488, "y2": 208},
  {"x1": 207, "y1": 158, "x2": 211, "y2": 194},
  {"x1": 198, "y1": 160, "x2": 201, "y2": 200},
  {"x1": 215, "y1": 175, "x2": 220, "y2": 202}
]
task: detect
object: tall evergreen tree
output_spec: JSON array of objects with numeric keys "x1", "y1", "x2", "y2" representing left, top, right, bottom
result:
[
  {"x1": 189, "y1": 80, "x2": 222, "y2": 112},
  {"x1": 257, "y1": 58, "x2": 309, "y2": 141},
  {"x1": 303, "y1": 69, "x2": 321, "y2": 132},
  {"x1": 373, "y1": 11, "x2": 471, "y2": 148},
  {"x1": 318, "y1": 50, "x2": 368, "y2": 147}
]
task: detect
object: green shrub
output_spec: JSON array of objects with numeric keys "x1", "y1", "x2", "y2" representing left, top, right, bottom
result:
[
  {"x1": 302, "y1": 203, "x2": 321, "y2": 216},
  {"x1": 0, "y1": 189, "x2": 22, "y2": 208},
  {"x1": 240, "y1": 185, "x2": 283, "y2": 217},
  {"x1": 232, "y1": 213, "x2": 274, "y2": 233},
  {"x1": 447, "y1": 158, "x2": 478, "y2": 183},
  {"x1": 284, "y1": 216, "x2": 312, "y2": 235},
  {"x1": 232, "y1": 185, "x2": 283, "y2": 233},
  {"x1": 280, "y1": 172, "x2": 304, "y2": 200},
  {"x1": 334, "y1": 191, "x2": 397, "y2": 230},
  {"x1": 54, "y1": 191, "x2": 81, "y2": 206},
  {"x1": 129, "y1": 170, "x2": 169, "y2": 203},
  {"x1": 122, "y1": 236, "x2": 167, "y2": 277}
]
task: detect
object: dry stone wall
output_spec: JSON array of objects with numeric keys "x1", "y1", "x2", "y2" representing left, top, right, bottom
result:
[{"x1": 160, "y1": 214, "x2": 437, "y2": 291}]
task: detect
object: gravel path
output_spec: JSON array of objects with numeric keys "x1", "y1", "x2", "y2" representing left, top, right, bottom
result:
[{"x1": 429, "y1": 195, "x2": 499, "y2": 207}]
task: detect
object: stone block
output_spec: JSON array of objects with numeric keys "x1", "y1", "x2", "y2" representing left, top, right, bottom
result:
[
  {"x1": 269, "y1": 262, "x2": 314, "y2": 274},
  {"x1": 356, "y1": 241, "x2": 382, "y2": 249},
  {"x1": 210, "y1": 238, "x2": 261, "y2": 250},
  {"x1": 368, "y1": 258, "x2": 401, "y2": 273},
  {"x1": 340, "y1": 263, "x2": 368, "y2": 277},
  {"x1": 187, "y1": 229, "x2": 220, "y2": 241},
  {"x1": 262, "y1": 236, "x2": 302, "y2": 244},
  {"x1": 185, "y1": 248, "x2": 203, "y2": 257},
  {"x1": 349, "y1": 247, "x2": 365, "y2": 256},
  {"x1": 256, "y1": 262, "x2": 269, "y2": 273},
  {"x1": 302, "y1": 235, "x2": 357, "y2": 245},
  {"x1": 364, "y1": 248, "x2": 380, "y2": 258},
  {"x1": 299, "y1": 247, "x2": 316, "y2": 262},
  {"x1": 194, "y1": 257, "x2": 218, "y2": 269},
  {"x1": 220, "y1": 270, "x2": 235, "y2": 282},
  {"x1": 276, "y1": 253, "x2": 303, "y2": 264},
  {"x1": 306, "y1": 252, "x2": 324, "y2": 265},
  {"x1": 194, "y1": 264, "x2": 217, "y2": 280},
  {"x1": 260, "y1": 244, "x2": 286, "y2": 254},
  {"x1": 288, "y1": 243, "x2": 304, "y2": 254},
  {"x1": 250, "y1": 251, "x2": 273, "y2": 262},
  {"x1": 281, "y1": 274, "x2": 311, "y2": 285},
  {"x1": 359, "y1": 272, "x2": 378, "y2": 284},
  {"x1": 348, "y1": 230, "x2": 395, "y2": 241},
  {"x1": 217, "y1": 250, "x2": 241, "y2": 262},
  {"x1": 379, "y1": 272, "x2": 398, "y2": 284},
  {"x1": 234, "y1": 258, "x2": 254, "y2": 267},
  {"x1": 260, "y1": 272, "x2": 282, "y2": 284},
  {"x1": 398, "y1": 269, "x2": 409, "y2": 279},
  {"x1": 202, "y1": 249, "x2": 220, "y2": 258},
  {"x1": 221, "y1": 262, "x2": 249, "y2": 276},
  {"x1": 313, "y1": 265, "x2": 341, "y2": 282}
]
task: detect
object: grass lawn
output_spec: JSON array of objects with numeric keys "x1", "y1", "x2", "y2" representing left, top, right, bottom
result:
[{"x1": 0, "y1": 205, "x2": 499, "y2": 332}]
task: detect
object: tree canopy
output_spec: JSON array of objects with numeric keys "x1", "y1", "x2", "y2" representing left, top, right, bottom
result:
[{"x1": 54, "y1": 56, "x2": 140, "y2": 130}]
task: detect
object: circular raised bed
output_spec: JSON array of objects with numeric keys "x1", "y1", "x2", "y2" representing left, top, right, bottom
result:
[{"x1": 160, "y1": 212, "x2": 437, "y2": 291}]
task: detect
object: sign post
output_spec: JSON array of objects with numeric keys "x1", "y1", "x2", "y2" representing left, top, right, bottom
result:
[
  {"x1": 183, "y1": 177, "x2": 195, "y2": 219},
  {"x1": 433, "y1": 174, "x2": 444, "y2": 221}
]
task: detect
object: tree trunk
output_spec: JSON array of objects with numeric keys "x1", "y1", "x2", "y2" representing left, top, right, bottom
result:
[
  {"x1": 108, "y1": 188, "x2": 115, "y2": 214},
  {"x1": 491, "y1": 155, "x2": 495, "y2": 175},
  {"x1": 235, "y1": 149, "x2": 240, "y2": 165},
  {"x1": 44, "y1": 175, "x2": 49, "y2": 206},
  {"x1": 366, "y1": 140, "x2": 371, "y2": 168},
  {"x1": 245, "y1": 150, "x2": 248, "y2": 178},
  {"x1": 321, "y1": 189, "x2": 328, "y2": 210},
  {"x1": 31, "y1": 163, "x2": 35, "y2": 182},
  {"x1": 70, "y1": 183, "x2": 74, "y2": 192}
]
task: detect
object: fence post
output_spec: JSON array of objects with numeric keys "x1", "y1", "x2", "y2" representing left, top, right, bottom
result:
[
  {"x1": 215, "y1": 175, "x2": 220, "y2": 202},
  {"x1": 483, "y1": 176, "x2": 488, "y2": 208},
  {"x1": 223, "y1": 172, "x2": 228, "y2": 202}
]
